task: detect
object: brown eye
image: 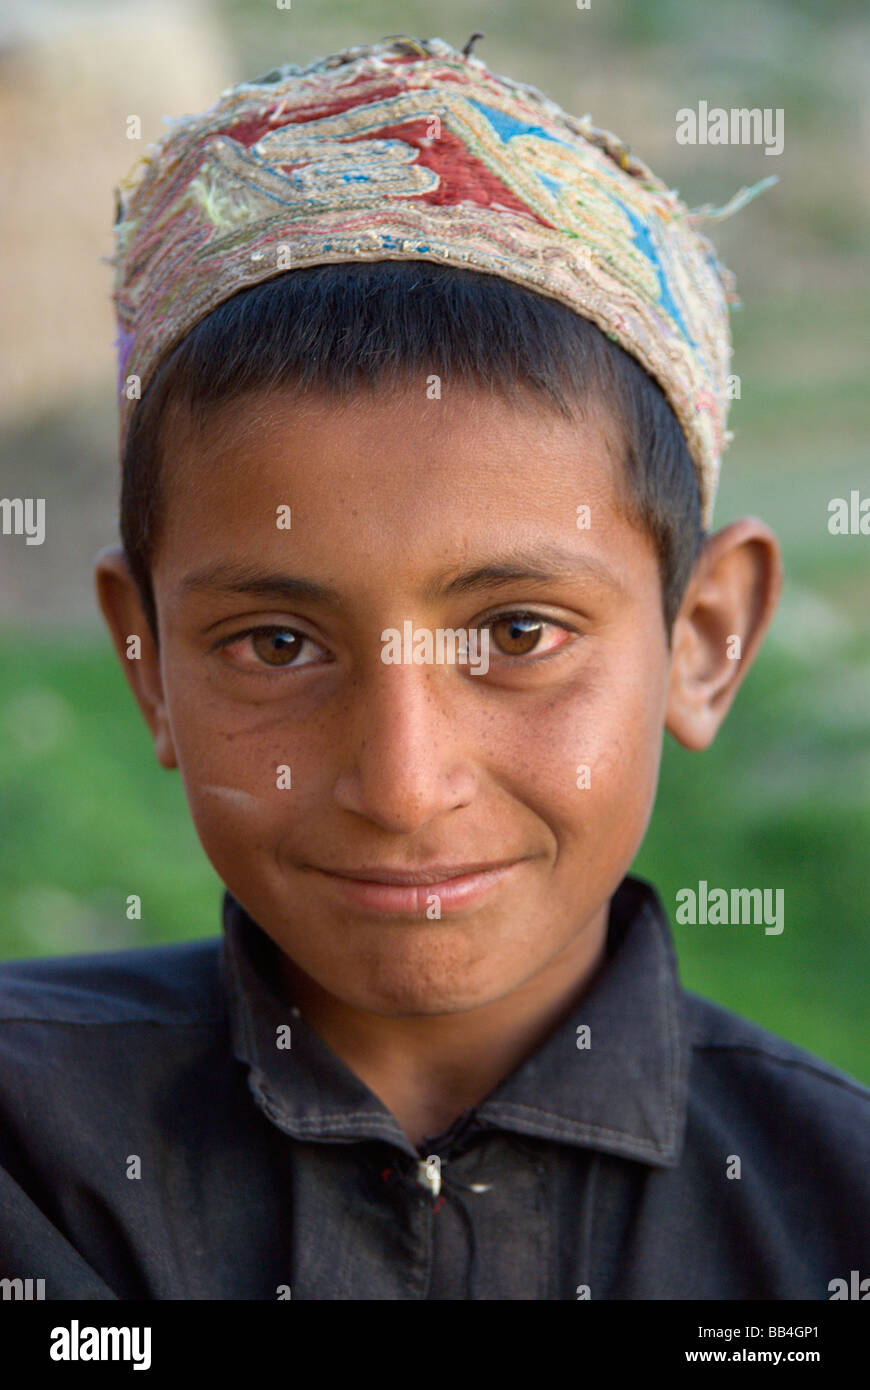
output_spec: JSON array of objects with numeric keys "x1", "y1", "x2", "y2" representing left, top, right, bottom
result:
[
  {"x1": 250, "y1": 629, "x2": 305, "y2": 666},
  {"x1": 490, "y1": 613, "x2": 545, "y2": 656},
  {"x1": 217, "y1": 624, "x2": 324, "y2": 673}
]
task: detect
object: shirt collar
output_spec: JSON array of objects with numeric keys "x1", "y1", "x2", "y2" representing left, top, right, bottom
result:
[{"x1": 220, "y1": 875, "x2": 689, "y2": 1168}]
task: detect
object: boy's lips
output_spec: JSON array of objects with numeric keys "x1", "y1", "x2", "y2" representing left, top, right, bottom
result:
[
  {"x1": 307, "y1": 858, "x2": 529, "y2": 914},
  {"x1": 314, "y1": 859, "x2": 521, "y2": 885}
]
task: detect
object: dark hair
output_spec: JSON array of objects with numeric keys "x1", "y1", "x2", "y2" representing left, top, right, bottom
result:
[{"x1": 120, "y1": 260, "x2": 704, "y2": 641}]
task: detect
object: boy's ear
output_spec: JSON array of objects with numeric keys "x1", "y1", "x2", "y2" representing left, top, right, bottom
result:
[
  {"x1": 94, "y1": 545, "x2": 177, "y2": 770},
  {"x1": 665, "y1": 518, "x2": 783, "y2": 751}
]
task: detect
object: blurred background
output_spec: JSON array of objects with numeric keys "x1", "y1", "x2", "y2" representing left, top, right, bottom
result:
[{"x1": 1, "y1": 0, "x2": 868, "y2": 1081}]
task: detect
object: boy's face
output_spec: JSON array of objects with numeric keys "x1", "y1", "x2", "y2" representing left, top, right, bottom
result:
[{"x1": 127, "y1": 382, "x2": 673, "y2": 1016}]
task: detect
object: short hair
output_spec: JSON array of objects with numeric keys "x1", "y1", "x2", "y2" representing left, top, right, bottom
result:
[{"x1": 120, "y1": 260, "x2": 704, "y2": 642}]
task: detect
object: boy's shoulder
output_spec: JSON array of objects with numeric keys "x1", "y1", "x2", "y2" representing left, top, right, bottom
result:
[
  {"x1": 682, "y1": 986, "x2": 870, "y2": 1127},
  {"x1": 0, "y1": 936, "x2": 225, "y2": 1030},
  {"x1": 0, "y1": 931, "x2": 866, "y2": 1132}
]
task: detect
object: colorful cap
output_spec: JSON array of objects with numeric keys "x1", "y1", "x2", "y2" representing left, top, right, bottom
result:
[{"x1": 112, "y1": 33, "x2": 774, "y2": 528}]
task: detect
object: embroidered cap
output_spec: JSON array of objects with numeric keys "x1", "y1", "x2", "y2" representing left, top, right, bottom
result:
[{"x1": 112, "y1": 33, "x2": 773, "y2": 528}]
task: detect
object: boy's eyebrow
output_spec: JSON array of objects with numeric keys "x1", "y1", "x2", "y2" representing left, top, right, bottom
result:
[
  {"x1": 175, "y1": 545, "x2": 624, "y2": 607},
  {"x1": 423, "y1": 545, "x2": 624, "y2": 600},
  {"x1": 176, "y1": 561, "x2": 341, "y2": 607}
]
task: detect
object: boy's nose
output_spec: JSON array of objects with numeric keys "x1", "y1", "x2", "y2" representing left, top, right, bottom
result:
[{"x1": 330, "y1": 662, "x2": 478, "y2": 834}]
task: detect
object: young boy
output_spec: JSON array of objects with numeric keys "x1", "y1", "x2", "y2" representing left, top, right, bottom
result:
[{"x1": 1, "y1": 34, "x2": 868, "y2": 1301}]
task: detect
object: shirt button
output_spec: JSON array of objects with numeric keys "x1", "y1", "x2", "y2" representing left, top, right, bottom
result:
[{"x1": 417, "y1": 1154, "x2": 442, "y2": 1195}]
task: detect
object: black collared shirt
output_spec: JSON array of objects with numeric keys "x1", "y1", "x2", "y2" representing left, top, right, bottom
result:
[{"x1": 0, "y1": 876, "x2": 867, "y2": 1299}]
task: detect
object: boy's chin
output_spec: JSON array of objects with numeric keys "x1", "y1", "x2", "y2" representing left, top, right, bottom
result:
[
  {"x1": 324, "y1": 942, "x2": 525, "y2": 1018},
  {"x1": 346, "y1": 981, "x2": 508, "y2": 1018}
]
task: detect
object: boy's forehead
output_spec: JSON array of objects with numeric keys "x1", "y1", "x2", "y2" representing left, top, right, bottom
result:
[
  {"x1": 155, "y1": 384, "x2": 646, "y2": 602},
  {"x1": 163, "y1": 381, "x2": 622, "y2": 510},
  {"x1": 171, "y1": 376, "x2": 616, "y2": 455}
]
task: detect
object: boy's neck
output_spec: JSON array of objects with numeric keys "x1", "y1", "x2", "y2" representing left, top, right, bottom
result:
[{"x1": 275, "y1": 903, "x2": 611, "y2": 1150}]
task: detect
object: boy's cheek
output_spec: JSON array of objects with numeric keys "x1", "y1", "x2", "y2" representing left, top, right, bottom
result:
[
  {"x1": 541, "y1": 672, "x2": 667, "y2": 888},
  {"x1": 162, "y1": 702, "x2": 311, "y2": 858},
  {"x1": 515, "y1": 665, "x2": 664, "y2": 819},
  {"x1": 177, "y1": 742, "x2": 311, "y2": 837},
  {"x1": 546, "y1": 730, "x2": 661, "y2": 889}
]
